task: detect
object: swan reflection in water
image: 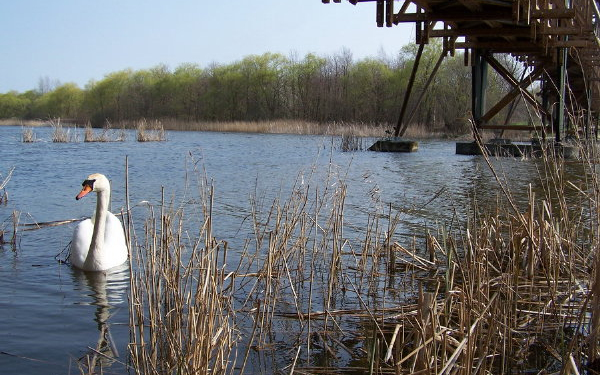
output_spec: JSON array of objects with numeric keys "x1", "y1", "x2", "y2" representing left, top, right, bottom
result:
[{"x1": 71, "y1": 263, "x2": 129, "y2": 372}]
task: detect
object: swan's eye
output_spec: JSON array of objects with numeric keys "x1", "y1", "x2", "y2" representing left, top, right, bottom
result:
[{"x1": 82, "y1": 179, "x2": 96, "y2": 189}]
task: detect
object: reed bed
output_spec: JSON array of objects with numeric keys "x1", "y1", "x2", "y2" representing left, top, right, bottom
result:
[
  {"x1": 151, "y1": 119, "x2": 386, "y2": 137},
  {"x1": 50, "y1": 118, "x2": 77, "y2": 142},
  {"x1": 127, "y1": 176, "x2": 237, "y2": 374},
  {"x1": 136, "y1": 119, "x2": 166, "y2": 142},
  {"x1": 84, "y1": 122, "x2": 126, "y2": 142},
  {"x1": 339, "y1": 134, "x2": 369, "y2": 151},
  {"x1": 121, "y1": 139, "x2": 600, "y2": 374},
  {"x1": 0, "y1": 168, "x2": 16, "y2": 248},
  {"x1": 21, "y1": 127, "x2": 36, "y2": 142}
]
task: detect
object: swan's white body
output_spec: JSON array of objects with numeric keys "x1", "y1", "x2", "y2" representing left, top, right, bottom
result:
[{"x1": 70, "y1": 173, "x2": 128, "y2": 271}]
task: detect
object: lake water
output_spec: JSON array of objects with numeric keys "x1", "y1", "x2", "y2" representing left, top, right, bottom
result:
[{"x1": 0, "y1": 125, "x2": 587, "y2": 373}]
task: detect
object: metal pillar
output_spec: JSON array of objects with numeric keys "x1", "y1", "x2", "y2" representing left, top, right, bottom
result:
[
  {"x1": 542, "y1": 80, "x2": 549, "y2": 139},
  {"x1": 471, "y1": 49, "x2": 488, "y2": 125},
  {"x1": 554, "y1": 47, "x2": 567, "y2": 142}
]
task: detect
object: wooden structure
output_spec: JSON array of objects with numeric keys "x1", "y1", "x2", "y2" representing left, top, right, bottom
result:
[{"x1": 323, "y1": 0, "x2": 600, "y2": 141}]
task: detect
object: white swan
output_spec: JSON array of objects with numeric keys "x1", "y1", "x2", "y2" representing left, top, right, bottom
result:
[{"x1": 70, "y1": 173, "x2": 128, "y2": 271}]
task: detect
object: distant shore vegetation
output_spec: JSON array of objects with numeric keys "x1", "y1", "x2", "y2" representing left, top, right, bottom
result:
[{"x1": 0, "y1": 42, "x2": 529, "y2": 135}]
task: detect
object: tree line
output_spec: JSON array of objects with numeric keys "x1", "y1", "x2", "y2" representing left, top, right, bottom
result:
[{"x1": 0, "y1": 42, "x2": 525, "y2": 130}]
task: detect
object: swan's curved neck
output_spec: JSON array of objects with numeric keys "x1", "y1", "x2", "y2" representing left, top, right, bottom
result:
[{"x1": 84, "y1": 189, "x2": 110, "y2": 269}]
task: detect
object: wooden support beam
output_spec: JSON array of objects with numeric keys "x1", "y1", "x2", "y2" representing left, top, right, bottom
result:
[
  {"x1": 395, "y1": 10, "x2": 513, "y2": 23},
  {"x1": 454, "y1": 39, "x2": 594, "y2": 50},
  {"x1": 430, "y1": 25, "x2": 594, "y2": 39},
  {"x1": 394, "y1": 8, "x2": 575, "y2": 23},
  {"x1": 530, "y1": 8, "x2": 576, "y2": 19},
  {"x1": 385, "y1": 0, "x2": 393, "y2": 27},
  {"x1": 480, "y1": 62, "x2": 546, "y2": 123},
  {"x1": 398, "y1": 0, "x2": 411, "y2": 14},
  {"x1": 400, "y1": 48, "x2": 449, "y2": 136},
  {"x1": 394, "y1": 43, "x2": 425, "y2": 137},
  {"x1": 430, "y1": 27, "x2": 531, "y2": 38},
  {"x1": 478, "y1": 124, "x2": 545, "y2": 131},
  {"x1": 458, "y1": 0, "x2": 482, "y2": 12},
  {"x1": 485, "y1": 55, "x2": 544, "y2": 107},
  {"x1": 536, "y1": 26, "x2": 594, "y2": 35},
  {"x1": 455, "y1": 42, "x2": 542, "y2": 53}
]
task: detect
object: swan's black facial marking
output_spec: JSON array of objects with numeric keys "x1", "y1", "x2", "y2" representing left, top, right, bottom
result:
[
  {"x1": 82, "y1": 179, "x2": 96, "y2": 189},
  {"x1": 76, "y1": 179, "x2": 96, "y2": 200}
]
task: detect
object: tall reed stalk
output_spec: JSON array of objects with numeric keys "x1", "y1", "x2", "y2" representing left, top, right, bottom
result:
[
  {"x1": 128, "y1": 178, "x2": 237, "y2": 374},
  {"x1": 50, "y1": 118, "x2": 76, "y2": 142},
  {"x1": 22, "y1": 127, "x2": 36, "y2": 142},
  {"x1": 136, "y1": 119, "x2": 166, "y2": 142}
]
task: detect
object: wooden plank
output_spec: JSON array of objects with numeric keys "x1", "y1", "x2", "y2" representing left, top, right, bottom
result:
[
  {"x1": 430, "y1": 27, "x2": 531, "y2": 38},
  {"x1": 455, "y1": 40, "x2": 594, "y2": 50},
  {"x1": 536, "y1": 26, "x2": 595, "y2": 35},
  {"x1": 394, "y1": 8, "x2": 575, "y2": 23},
  {"x1": 454, "y1": 41, "x2": 543, "y2": 52},
  {"x1": 395, "y1": 10, "x2": 513, "y2": 23}
]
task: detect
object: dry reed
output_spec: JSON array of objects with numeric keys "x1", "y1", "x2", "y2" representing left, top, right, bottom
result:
[
  {"x1": 127, "y1": 173, "x2": 237, "y2": 374},
  {"x1": 122, "y1": 140, "x2": 600, "y2": 373},
  {"x1": 113, "y1": 107, "x2": 600, "y2": 374},
  {"x1": 50, "y1": 118, "x2": 77, "y2": 142},
  {"x1": 84, "y1": 121, "x2": 127, "y2": 142},
  {"x1": 136, "y1": 119, "x2": 166, "y2": 142},
  {"x1": 21, "y1": 127, "x2": 36, "y2": 142},
  {"x1": 339, "y1": 134, "x2": 368, "y2": 151},
  {"x1": 0, "y1": 168, "x2": 16, "y2": 249}
]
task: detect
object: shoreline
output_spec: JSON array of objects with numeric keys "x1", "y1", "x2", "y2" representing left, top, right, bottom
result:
[{"x1": 0, "y1": 118, "x2": 532, "y2": 141}]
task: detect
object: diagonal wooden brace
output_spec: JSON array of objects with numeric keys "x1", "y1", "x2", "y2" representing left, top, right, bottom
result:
[{"x1": 480, "y1": 56, "x2": 546, "y2": 124}]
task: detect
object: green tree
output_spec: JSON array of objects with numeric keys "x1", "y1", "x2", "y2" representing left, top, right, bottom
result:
[
  {"x1": 82, "y1": 70, "x2": 132, "y2": 124},
  {"x1": 0, "y1": 91, "x2": 32, "y2": 118},
  {"x1": 238, "y1": 53, "x2": 288, "y2": 120},
  {"x1": 347, "y1": 58, "x2": 393, "y2": 123},
  {"x1": 32, "y1": 83, "x2": 83, "y2": 119},
  {"x1": 287, "y1": 53, "x2": 326, "y2": 120},
  {"x1": 170, "y1": 63, "x2": 204, "y2": 120}
]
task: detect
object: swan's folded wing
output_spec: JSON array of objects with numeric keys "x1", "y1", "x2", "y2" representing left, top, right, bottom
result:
[
  {"x1": 70, "y1": 219, "x2": 93, "y2": 268},
  {"x1": 104, "y1": 212, "x2": 128, "y2": 265}
]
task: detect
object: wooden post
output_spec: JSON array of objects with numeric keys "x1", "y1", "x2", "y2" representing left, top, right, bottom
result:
[
  {"x1": 385, "y1": 0, "x2": 393, "y2": 27},
  {"x1": 400, "y1": 47, "x2": 448, "y2": 136},
  {"x1": 377, "y1": 0, "x2": 384, "y2": 27},
  {"x1": 394, "y1": 43, "x2": 425, "y2": 137}
]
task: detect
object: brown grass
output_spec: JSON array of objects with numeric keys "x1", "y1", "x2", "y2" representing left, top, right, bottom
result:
[{"x1": 111, "y1": 119, "x2": 477, "y2": 139}]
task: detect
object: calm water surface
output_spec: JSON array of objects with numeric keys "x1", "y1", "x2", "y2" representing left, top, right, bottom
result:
[{"x1": 0, "y1": 125, "x2": 585, "y2": 373}]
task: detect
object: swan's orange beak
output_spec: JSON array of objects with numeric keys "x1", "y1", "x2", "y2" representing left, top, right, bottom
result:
[{"x1": 76, "y1": 185, "x2": 93, "y2": 200}]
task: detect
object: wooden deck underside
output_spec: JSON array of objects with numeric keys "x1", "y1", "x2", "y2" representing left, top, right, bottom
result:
[{"x1": 324, "y1": 0, "x2": 600, "y2": 114}]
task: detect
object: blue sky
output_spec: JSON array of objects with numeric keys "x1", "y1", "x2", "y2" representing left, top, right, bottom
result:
[{"x1": 0, "y1": 0, "x2": 414, "y2": 93}]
